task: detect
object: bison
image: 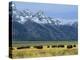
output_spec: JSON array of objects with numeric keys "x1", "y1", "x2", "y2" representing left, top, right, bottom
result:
[
  {"x1": 67, "y1": 45, "x2": 73, "y2": 49},
  {"x1": 17, "y1": 46, "x2": 30, "y2": 49},
  {"x1": 33, "y1": 45, "x2": 43, "y2": 49},
  {"x1": 58, "y1": 45, "x2": 64, "y2": 48},
  {"x1": 47, "y1": 45, "x2": 50, "y2": 48},
  {"x1": 73, "y1": 45, "x2": 76, "y2": 47},
  {"x1": 52, "y1": 45, "x2": 57, "y2": 48}
]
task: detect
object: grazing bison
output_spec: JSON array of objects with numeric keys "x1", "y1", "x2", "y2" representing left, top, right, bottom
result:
[
  {"x1": 17, "y1": 46, "x2": 30, "y2": 49},
  {"x1": 33, "y1": 45, "x2": 43, "y2": 49},
  {"x1": 67, "y1": 45, "x2": 73, "y2": 49},
  {"x1": 73, "y1": 45, "x2": 76, "y2": 47},
  {"x1": 52, "y1": 45, "x2": 57, "y2": 48},
  {"x1": 58, "y1": 45, "x2": 64, "y2": 48},
  {"x1": 47, "y1": 45, "x2": 50, "y2": 48}
]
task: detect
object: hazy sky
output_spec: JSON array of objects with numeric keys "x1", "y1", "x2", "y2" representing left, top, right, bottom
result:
[{"x1": 13, "y1": 1, "x2": 78, "y2": 20}]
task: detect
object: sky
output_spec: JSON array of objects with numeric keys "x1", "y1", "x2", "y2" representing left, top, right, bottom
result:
[{"x1": 12, "y1": 1, "x2": 78, "y2": 20}]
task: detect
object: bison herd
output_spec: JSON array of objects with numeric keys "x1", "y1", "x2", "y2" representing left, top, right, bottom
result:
[{"x1": 10, "y1": 44, "x2": 77, "y2": 50}]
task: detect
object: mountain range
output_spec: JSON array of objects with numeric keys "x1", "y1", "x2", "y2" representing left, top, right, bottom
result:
[{"x1": 9, "y1": 3, "x2": 78, "y2": 41}]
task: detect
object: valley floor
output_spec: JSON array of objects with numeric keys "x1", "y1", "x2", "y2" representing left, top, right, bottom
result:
[{"x1": 9, "y1": 41, "x2": 78, "y2": 58}]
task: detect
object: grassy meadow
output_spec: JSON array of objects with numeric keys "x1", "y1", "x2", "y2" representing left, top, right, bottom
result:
[{"x1": 9, "y1": 41, "x2": 78, "y2": 58}]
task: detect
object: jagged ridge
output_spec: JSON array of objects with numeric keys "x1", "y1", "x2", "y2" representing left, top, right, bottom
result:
[{"x1": 9, "y1": 2, "x2": 78, "y2": 41}]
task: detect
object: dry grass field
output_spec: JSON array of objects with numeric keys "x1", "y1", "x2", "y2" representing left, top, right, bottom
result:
[{"x1": 9, "y1": 41, "x2": 78, "y2": 58}]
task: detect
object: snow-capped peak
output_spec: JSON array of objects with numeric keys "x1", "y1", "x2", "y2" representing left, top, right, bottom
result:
[{"x1": 12, "y1": 5, "x2": 77, "y2": 25}]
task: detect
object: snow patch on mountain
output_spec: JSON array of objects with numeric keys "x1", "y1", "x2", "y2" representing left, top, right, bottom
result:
[{"x1": 12, "y1": 3, "x2": 77, "y2": 25}]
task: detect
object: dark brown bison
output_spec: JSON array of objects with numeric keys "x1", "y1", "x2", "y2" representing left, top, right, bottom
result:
[
  {"x1": 33, "y1": 45, "x2": 43, "y2": 49},
  {"x1": 73, "y1": 45, "x2": 76, "y2": 47},
  {"x1": 52, "y1": 45, "x2": 57, "y2": 48},
  {"x1": 67, "y1": 45, "x2": 73, "y2": 49},
  {"x1": 47, "y1": 45, "x2": 50, "y2": 48},
  {"x1": 58, "y1": 45, "x2": 64, "y2": 48},
  {"x1": 17, "y1": 46, "x2": 30, "y2": 49}
]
